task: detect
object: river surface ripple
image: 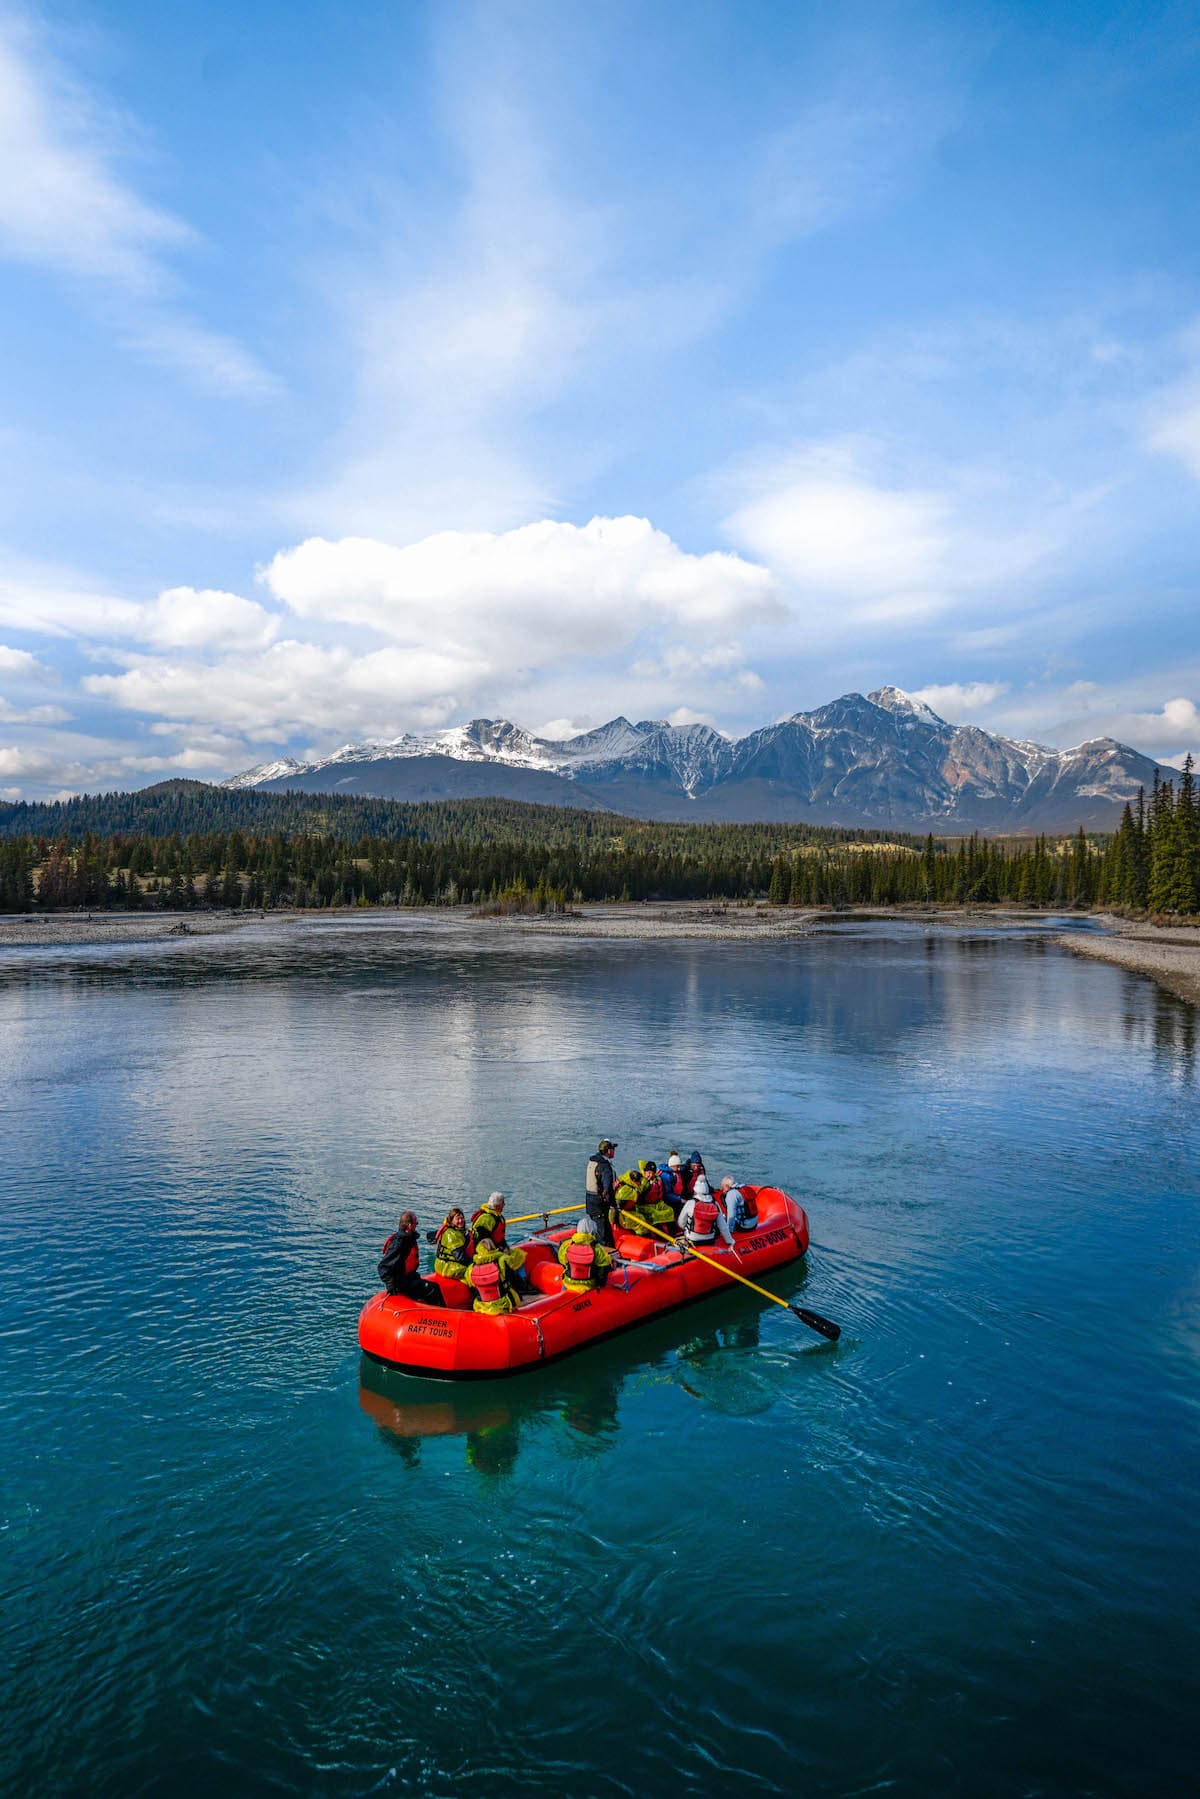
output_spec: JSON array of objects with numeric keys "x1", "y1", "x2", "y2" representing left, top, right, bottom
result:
[{"x1": 0, "y1": 919, "x2": 1196, "y2": 1797}]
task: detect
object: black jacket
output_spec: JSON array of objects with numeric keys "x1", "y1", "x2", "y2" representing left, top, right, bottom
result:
[{"x1": 379, "y1": 1228, "x2": 419, "y2": 1291}]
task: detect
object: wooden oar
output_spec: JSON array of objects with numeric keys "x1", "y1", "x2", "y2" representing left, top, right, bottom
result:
[{"x1": 616, "y1": 1208, "x2": 841, "y2": 1341}]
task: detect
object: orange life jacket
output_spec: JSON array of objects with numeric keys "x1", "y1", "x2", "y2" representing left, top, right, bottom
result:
[
  {"x1": 468, "y1": 1207, "x2": 506, "y2": 1254},
  {"x1": 691, "y1": 1199, "x2": 719, "y2": 1238},
  {"x1": 381, "y1": 1231, "x2": 418, "y2": 1279},
  {"x1": 565, "y1": 1240, "x2": 596, "y2": 1282},
  {"x1": 472, "y1": 1260, "x2": 504, "y2": 1304}
]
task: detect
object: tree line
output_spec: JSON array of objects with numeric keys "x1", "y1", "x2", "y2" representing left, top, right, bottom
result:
[
  {"x1": 764, "y1": 760, "x2": 1198, "y2": 911},
  {"x1": 0, "y1": 780, "x2": 915, "y2": 853},
  {"x1": 1, "y1": 766, "x2": 1196, "y2": 916}
]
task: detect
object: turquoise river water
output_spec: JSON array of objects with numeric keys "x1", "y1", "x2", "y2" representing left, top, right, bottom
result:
[{"x1": 0, "y1": 917, "x2": 1197, "y2": 1797}]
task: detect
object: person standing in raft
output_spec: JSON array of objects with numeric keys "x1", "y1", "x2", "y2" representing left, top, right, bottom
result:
[
  {"x1": 432, "y1": 1206, "x2": 471, "y2": 1283},
  {"x1": 677, "y1": 1177, "x2": 734, "y2": 1250},
  {"x1": 467, "y1": 1240, "x2": 525, "y2": 1314},
  {"x1": 719, "y1": 1177, "x2": 759, "y2": 1235},
  {"x1": 585, "y1": 1139, "x2": 618, "y2": 1245},
  {"x1": 379, "y1": 1211, "x2": 445, "y2": 1306},
  {"x1": 558, "y1": 1215, "x2": 613, "y2": 1292}
]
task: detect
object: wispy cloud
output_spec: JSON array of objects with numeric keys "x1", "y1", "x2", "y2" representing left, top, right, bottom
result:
[
  {"x1": 720, "y1": 438, "x2": 1065, "y2": 637},
  {"x1": 295, "y1": 2, "x2": 968, "y2": 543},
  {"x1": 0, "y1": 11, "x2": 274, "y2": 395}
]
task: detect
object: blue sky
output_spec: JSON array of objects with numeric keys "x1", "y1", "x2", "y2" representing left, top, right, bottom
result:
[{"x1": 1, "y1": 0, "x2": 1199, "y2": 797}]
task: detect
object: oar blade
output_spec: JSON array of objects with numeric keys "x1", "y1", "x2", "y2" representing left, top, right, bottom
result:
[{"x1": 791, "y1": 1304, "x2": 841, "y2": 1341}]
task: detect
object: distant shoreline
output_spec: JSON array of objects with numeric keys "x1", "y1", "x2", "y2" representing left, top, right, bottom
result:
[
  {"x1": 2, "y1": 902, "x2": 1197, "y2": 1008},
  {"x1": 0, "y1": 897, "x2": 1115, "y2": 947}
]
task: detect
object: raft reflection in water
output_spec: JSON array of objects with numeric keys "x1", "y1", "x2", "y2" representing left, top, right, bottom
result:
[
  {"x1": 359, "y1": 1350, "x2": 621, "y2": 1475},
  {"x1": 358, "y1": 1264, "x2": 828, "y2": 1475}
]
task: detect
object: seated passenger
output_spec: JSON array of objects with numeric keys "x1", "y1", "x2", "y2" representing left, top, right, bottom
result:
[
  {"x1": 719, "y1": 1177, "x2": 759, "y2": 1234},
  {"x1": 433, "y1": 1206, "x2": 472, "y2": 1281},
  {"x1": 557, "y1": 1215, "x2": 614, "y2": 1292},
  {"x1": 467, "y1": 1240, "x2": 525, "y2": 1314},
  {"x1": 637, "y1": 1159, "x2": 676, "y2": 1229},
  {"x1": 614, "y1": 1165, "x2": 652, "y2": 1235},
  {"x1": 378, "y1": 1210, "x2": 446, "y2": 1306},
  {"x1": 469, "y1": 1192, "x2": 509, "y2": 1253},
  {"x1": 682, "y1": 1151, "x2": 707, "y2": 1200},
  {"x1": 677, "y1": 1178, "x2": 734, "y2": 1250},
  {"x1": 659, "y1": 1152, "x2": 686, "y2": 1215}
]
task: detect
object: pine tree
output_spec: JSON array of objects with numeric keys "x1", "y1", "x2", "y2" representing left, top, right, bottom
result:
[
  {"x1": 1175, "y1": 754, "x2": 1199, "y2": 914},
  {"x1": 1147, "y1": 778, "x2": 1189, "y2": 912}
]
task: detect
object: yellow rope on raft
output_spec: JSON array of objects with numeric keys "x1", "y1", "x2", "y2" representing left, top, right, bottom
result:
[
  {"x1": 615, "y1": 1207, "x2": 786, "y2": 1308},
  {"x1": 504, "y1": 1203, "x2": 583, "y2": 1226}
]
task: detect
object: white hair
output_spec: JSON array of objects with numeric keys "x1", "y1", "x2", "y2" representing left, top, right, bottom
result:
[
  {"x1": 576, "y1": 1214, "x2": 599, "y2": 1236},
  {"x1": 488, "y1": 1191, "x2": 506, "y2": 1208}
]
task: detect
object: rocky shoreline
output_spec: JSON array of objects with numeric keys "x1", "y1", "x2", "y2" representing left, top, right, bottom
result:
[
  {"x1": 1055, "y1": 916, "x2": 1200, "y2": 1008},
  {"x1": 2, "y1": 903, "x2": 1196, "y2": 1009},
  {"x1": 0, "y1": 898, "x2": 1104, "y2": 948}
]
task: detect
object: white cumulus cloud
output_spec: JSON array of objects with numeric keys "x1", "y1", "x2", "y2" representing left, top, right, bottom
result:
[
  {"x1": 0, "y1": 643, "x2": 50, "y2": 677},
  {"x1": 140, "y1": 587, "x2": 279, "y2": 652},
  {"x1": 630, "y1": 641, "x2": 764, "y2": 689},
  {"x1": 82, "y1": 640, "x2": 488, "y2": 740},
  {"x1": 264, "y1": 517, "x2": 775, "y2": 662},
  {"x1": 910, "y1": 681, "x2": 1008, "y2": 719},
  {"x1": 0, "y1": 568, "x2": 276, "y2": 651},
  {"x1": 0, "y1": 743, "x2": 60, "y2": 780}
]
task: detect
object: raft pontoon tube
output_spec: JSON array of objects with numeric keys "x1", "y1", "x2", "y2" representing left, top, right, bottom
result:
[{"x1": 358, "y1": 1185, "x2": 809, "y2": 1378}]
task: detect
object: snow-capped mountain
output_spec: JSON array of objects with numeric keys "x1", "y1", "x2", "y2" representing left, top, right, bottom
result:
[{"x1": 226, "y1": 688, "x2": 1173, "y2": 830}]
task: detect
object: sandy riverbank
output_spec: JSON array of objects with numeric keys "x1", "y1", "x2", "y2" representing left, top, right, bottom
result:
[
  {"x1": 501, "y1": 901, "x2": 1065, "y2": 939},
  {"x1": 1056, "y1": 916, "x2": 1200, "y2": 1008},
  {"x1": 0, "y1": 911, "x2": 262, "y2": 948}
]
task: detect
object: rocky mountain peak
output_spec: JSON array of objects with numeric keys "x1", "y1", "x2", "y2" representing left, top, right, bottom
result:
[
  {"x1": 868, "y1": 685, "x2": 945, "y2": 727},
  {"x1": 224, "y1": 689, "x2": 1176, "y2": 830}
]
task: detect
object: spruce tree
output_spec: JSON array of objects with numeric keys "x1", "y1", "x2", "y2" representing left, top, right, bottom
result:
[{"x1": 1175, "y1": 754, "x2": 1199, "y2": 914}]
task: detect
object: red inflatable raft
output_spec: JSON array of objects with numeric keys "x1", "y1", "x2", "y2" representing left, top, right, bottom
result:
[{"x1": 358, "y1": 1185, "x2": 809, "y2": 1378}]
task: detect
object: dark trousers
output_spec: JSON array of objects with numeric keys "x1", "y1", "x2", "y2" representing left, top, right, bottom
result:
[
  {"x1": 387, "y1": 1274, "x2": 445, "y2": 1307},
  {"x1": 585, "y1": 1195, "x2": 615, "y2": 1246}
]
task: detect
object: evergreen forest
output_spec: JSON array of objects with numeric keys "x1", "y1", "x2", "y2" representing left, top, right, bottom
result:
[{"x1": 0, "y1": 767, "x2": 1197, "y2": 917}]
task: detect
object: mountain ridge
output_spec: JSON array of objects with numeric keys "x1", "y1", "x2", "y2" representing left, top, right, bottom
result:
[{"x1": 226, "y1": 686, "x2": 1172, "y2": 831}]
